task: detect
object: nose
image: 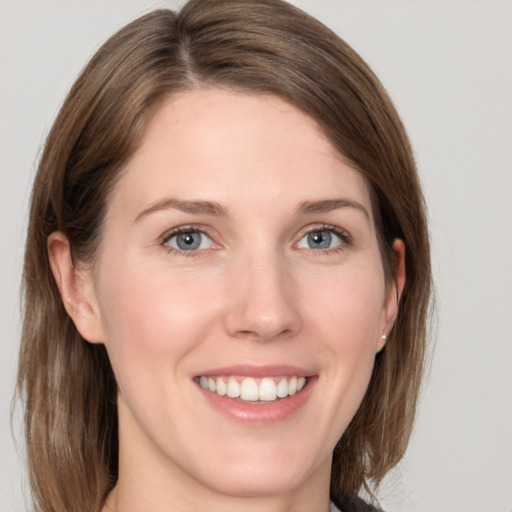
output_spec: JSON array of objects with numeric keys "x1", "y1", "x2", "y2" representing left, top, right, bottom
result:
[{"x1": 223, "y1": 249, "x2": 302, "y2": 342}]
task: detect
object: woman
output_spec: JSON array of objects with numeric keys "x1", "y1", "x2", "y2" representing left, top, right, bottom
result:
[{"x1": 17, "y1": 1, "x2": 432, "y2": 511}]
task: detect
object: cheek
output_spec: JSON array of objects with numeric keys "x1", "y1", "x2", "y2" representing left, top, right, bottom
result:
[
  {"x1": 301, "y1": 262, "x2": 386, "y2": 405},
  {"x1": 305, "y1": 260, "x2": 386, "y2": 345},
  {"x1": 94, "y1": 260, "x2": 221, "y2": 386}
]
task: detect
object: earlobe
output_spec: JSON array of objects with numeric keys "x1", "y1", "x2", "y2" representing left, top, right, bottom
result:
[
  {"x1": 47, "y1": 232, "x2": 104, "y2": 344},
  {"x1": 378, "y1": 239, "x2": 406, "y2": 351}
]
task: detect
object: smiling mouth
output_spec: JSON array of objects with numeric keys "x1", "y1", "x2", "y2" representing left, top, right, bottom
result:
[{"x1": 197, "y1": 376, "x2": 308, "y2": 402}]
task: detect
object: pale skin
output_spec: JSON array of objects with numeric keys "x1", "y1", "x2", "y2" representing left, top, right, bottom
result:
[{"x1": 49, "y1": 88, "x2": 405, "y2": 512}]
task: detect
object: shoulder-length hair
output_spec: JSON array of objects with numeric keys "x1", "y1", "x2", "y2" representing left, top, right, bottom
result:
[{"x1": 17, "y1": 1, "x2": 432, "y2": 510}]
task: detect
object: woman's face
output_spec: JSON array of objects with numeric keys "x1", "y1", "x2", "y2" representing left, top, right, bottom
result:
[{"x1": 74, "y1": 89, "x2": 402, "y2": 499}]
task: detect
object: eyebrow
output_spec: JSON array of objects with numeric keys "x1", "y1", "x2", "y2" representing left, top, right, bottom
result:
[
  {"x1": 296, "y1": 198, "x2": 371, "y2": 220},
  {"x1": 134, "y1": 196, "x2": 370, "y2": 223},
  {"x1": 134, "y1": 198, "x2": 229, "y2": 223}
]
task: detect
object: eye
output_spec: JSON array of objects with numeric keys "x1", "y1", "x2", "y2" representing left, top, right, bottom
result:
[
  {"x1": 164, "y1": 229, "x2": 215, "y2": 252},
  {"x1": 296, "y1": 227, "x2": 348, "y2": 251}
]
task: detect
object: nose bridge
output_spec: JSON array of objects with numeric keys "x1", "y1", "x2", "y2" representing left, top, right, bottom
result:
[{"x1": 224, "y1": 241, "x2": 301, "y2": 341}]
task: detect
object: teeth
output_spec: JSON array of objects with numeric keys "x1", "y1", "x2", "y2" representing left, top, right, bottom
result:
[
  {"x1": 276, "y1": 378, "x2": 288, "y2": 398},
  {"x1": 259, "y1": 378, "x2": 277, "y2": 401},
  {"x1": 288, "y1": 376, "x2": 297, "y2": 396},
  {"x1": 216, "y1": 378, "x2": 227, "y2": 396},
  {"x1": 199, "y1": 375, "x2": 308, "y2": 402},
  {"x1": 226, "y1": 378, "x2": 240, "y2": 398},
  {"x1": 240, "y1": 378, "x2": 259, "y2": 401}
]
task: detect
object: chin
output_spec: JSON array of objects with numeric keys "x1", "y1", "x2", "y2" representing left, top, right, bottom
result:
[
  {"x1": 198, "y1": 463, "x2": 314, "y2": 498},
  {"x1": 177, "y1": 435, "x2": 329, "y2": 499}
]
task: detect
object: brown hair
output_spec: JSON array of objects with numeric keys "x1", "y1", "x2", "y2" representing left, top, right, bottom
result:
[{"x1": 17, "y1": 1, "x2": 432, "y2": 511}]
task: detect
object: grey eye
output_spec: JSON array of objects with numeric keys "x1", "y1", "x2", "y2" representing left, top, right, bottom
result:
[
  {"x1": 166, "y1": 231, "x2": 213, "y2": 251},
  {"x1": 297, "y1": 229, "x2": 343, "y2": 250},
  {"x1": 307, "y1": 230, "x2": 332, "y2": 249}
]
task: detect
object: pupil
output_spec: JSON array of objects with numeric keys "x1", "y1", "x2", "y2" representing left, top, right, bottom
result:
[
  {"x1": 177, "y1": 232, "x2": 201, "y2": 250},
  {"x1": 308, "y1": 230, "x2": 331, "y2": 249}
]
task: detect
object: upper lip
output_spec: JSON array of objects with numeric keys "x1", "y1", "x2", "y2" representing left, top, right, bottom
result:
[{"x1": 195, "y1": 364, "x2": 315, "y2": 378}]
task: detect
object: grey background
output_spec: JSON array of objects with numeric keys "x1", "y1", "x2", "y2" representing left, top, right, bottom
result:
[{"x1": 1, "y1": 1, "x2": 511, "y2": 511}]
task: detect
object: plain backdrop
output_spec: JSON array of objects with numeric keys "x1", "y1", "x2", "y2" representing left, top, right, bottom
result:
[{"x1": 1, "y1": 1, "x2": 511, "y2": 511}]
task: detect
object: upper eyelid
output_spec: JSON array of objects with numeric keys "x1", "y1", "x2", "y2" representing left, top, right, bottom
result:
[
  {"x1": 159, "y1": 224, "x2": 214, "y2": 244},
  {"x1": 298, "y1": 223, "x2": 352, "y2": 241}
]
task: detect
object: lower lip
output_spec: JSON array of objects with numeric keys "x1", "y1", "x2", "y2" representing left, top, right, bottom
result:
[{"x1": 197, "y1": 378, "x2": 317, "y2": 425}]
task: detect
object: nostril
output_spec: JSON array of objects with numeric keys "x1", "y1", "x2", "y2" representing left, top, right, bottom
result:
[{"x1": 233, "y1": 326, "x2": 294, "y2": 342}]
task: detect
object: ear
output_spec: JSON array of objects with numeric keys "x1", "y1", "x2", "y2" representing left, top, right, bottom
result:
[
  {"x1": 48, "y1": 231, "x2": 105, "y2": 344},
  {"x1": 377, "y1": 238, "x2": 406, "y2": 351}
]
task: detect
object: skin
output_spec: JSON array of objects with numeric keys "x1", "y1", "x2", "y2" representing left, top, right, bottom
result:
[{"x1": 49, "y1": 88, "x2": 405, "y2": 512}]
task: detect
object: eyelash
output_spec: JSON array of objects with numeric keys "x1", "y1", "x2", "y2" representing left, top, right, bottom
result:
[
  {"x1": 160, "y1": 225, "x2": 216, "y2": 258},
  {"x1": 159, "y1": 223, "x2": 352, "y2": 257},
  {"x1": 297, "y1": 224, "x2": 352, "y2": 254}
]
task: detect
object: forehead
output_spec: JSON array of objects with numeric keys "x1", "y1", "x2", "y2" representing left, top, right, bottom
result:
[{"x1": 108, "y1": 88, "x2": 373, "y2": 221}]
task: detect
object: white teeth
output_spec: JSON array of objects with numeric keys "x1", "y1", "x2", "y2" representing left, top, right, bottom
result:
[
  {"x1": 288, "y1": 376, "x2": 298, "y2": 396},
  {"x1": 216, "y1": 378, "x2": 227, "y2": 396},
  {"x1": 276, "y1": 378, "x2": 288, "y2": 398},
  {"x1": 226, "y1": 378, "x2": 241, "y2": 398},
  {"x1": 258, "y1": 378, "x2": 277, "y2": 401},
  {"x1": 240, "y1": 378, "x2": 259, "y2": 401},
  {"x1": 199, "y1": 375, "x2": 308, "y2": 402}
]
